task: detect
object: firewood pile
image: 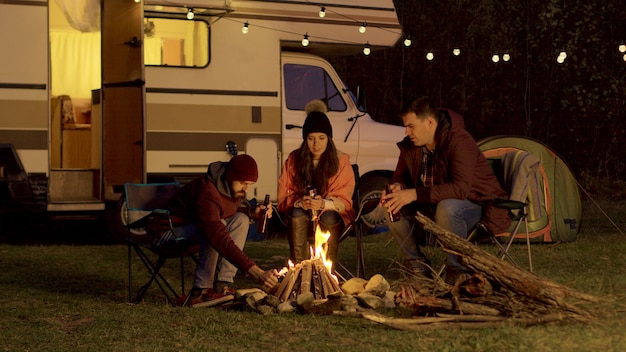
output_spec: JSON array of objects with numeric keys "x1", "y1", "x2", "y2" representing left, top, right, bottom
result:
[{"x1": 230, "y1": 212, "x2": 599, "y2": 330}]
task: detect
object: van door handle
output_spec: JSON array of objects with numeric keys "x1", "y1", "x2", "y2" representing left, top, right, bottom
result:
[{"x1": 286, "y1": 124, "x2": 302, "y2": 130}]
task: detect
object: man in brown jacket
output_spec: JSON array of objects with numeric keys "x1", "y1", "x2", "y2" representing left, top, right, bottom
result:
[
  {"x1": 382, "y1": 96, "x2": 510, "y2": 283},
  {"x1": 163, "y1": 154, "x2": 278, "y2": 306}
]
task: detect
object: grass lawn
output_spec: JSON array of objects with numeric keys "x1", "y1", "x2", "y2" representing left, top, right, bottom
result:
[{"x1": 1, "y1": 198, "x2": 625, "y2": 352}]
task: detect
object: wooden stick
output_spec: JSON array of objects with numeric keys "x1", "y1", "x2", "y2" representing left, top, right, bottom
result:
[
  {"x1": 274, "y1": 268, "x2": 292, "y2": 300},
  {"x1": 300, "y1": 260, "x2": 312, "y2": 295}
]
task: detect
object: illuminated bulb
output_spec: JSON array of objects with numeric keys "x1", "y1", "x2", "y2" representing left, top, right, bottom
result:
[
  {"x1": 363, "y1": 43, "x2": 371, "y2": 56},
  {"x1": 452, "y1": 48, "x2": 461, "y2": 56},
  {"x1": 403, "y1": 37, "x2": 412, "y2": 47},
  {"x1": 502, "y1": 53, "x2": 511, "y2": 62},
  {"x1": 623, "y1": 54, "x2": 626, "y2": 62},
  {"x1": 359, "y1": 22, "x2": 367, "y2": 34},
  {"x1": 302, "y1": 34, "x2": 309, "y2": 47},
  {"x1": 557, "y1": 51, "x2": 567, "y2": 63},
  {"x1": 134, "y1": 0, "x2": 140, "y2": 3},
  {"x1": 619, "y1": 44, "x2": 626, "y2": 53},
  {"x1": 186, "y1": 8, "x2": 194, "y2": 20},
  {"x1": 319, "y1": 7, "x2": 326, "y2": 18},
  {"x1": 242, "y1": 22, "x2": 249, "y2": 34},
  {"x1": 492, "y1": 54, "x2": 500, "y2": 63},
  {"x1": 426, "y1": 52, "x2": 434, "y2": 61}
]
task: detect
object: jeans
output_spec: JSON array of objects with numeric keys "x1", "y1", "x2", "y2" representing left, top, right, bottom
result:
[
  {"x1": 164, "y1": 212, "x2": 249, "y2": 289},
  {"x1": 386, "y1": 198, "x2": 482, "y2": 271}
]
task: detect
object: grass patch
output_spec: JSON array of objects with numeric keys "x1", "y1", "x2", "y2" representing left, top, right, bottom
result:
[{"x1": 1, "y1": 199, "x2": 626, "y2": 351}]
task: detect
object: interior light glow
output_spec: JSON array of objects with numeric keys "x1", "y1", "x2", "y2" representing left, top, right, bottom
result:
[
  {"x1": 319, "y1": 7, "x2": 326, "y2": 18},
  {"x1": 302, "y1": 33, "x2": 309, "y2": 47},
  {"x1": 359, "y1": 22, "x2": 367, "y2": 34},
  {"x1": 242, "y1": 22, "x2": 249, "y2": 34},
  {"x1": 186, "y1": 8, "x2": 194, "y2": 20}
]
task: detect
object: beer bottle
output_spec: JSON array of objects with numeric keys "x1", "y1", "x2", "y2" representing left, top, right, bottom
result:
[
  {"x1": 306, "y1": 185, "x2": 319, "y2": 221},
  {"x1": 385, "y1": 184, "x2": 400, "y2": 222},
  {"x1": 256, "y1": 194, "x2": 271, "y2": 234}
]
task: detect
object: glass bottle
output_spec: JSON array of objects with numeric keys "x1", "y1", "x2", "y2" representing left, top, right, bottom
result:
[
  {"x1": 385, "y1": 184, "x2": 400, "y2": 222},
  {"x1": 256, "y1": 194, "x2": 271, "y2": 234}
]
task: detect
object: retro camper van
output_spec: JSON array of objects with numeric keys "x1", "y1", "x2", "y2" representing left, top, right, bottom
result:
[{"x1": 0, "y1": 0, "x2": 404, "y2": 222}]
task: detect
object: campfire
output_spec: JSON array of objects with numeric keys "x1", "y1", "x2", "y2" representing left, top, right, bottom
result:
[{"x1": 274, "y1": 225, "x2": 341, "y2": 302}]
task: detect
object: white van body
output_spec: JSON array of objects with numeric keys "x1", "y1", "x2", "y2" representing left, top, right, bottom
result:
[{"x1": 0, "y1": 0, "x2": 404, "y2": 219}]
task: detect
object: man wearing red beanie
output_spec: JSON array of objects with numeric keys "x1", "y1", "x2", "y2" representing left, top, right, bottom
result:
[{"x1": 159, "y1": 154, "x2": 278, "y2": 307}]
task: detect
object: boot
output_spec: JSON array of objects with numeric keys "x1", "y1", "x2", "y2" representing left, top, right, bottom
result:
[
  {"x1": 320, "y1": 221, "x2": 343, "y2": 264},
  {"x1": 288, "y1": 214, "x2": 310, "y2": 263}
]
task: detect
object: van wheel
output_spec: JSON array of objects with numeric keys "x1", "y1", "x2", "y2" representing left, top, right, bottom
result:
[{"x1": 357, "y1": 172, "x2": 391, "y2": 229}]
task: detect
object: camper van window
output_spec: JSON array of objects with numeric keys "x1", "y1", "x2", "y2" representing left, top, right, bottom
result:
[
  {"x1": 284, "y1": 64, "x2": 347, "y2": 112},
  {"x1": 144, "y1": 18, "x2": 209, "y2": 68}
]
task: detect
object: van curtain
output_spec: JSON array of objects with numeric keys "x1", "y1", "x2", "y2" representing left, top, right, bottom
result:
[{"x1": 55, "y1": 0, "x2": 100, "y2": 32}]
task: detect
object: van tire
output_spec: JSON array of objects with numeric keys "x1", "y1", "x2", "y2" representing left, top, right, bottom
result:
[{"x1": 357, "y1": 172, "x2": 392, "y2": 229}]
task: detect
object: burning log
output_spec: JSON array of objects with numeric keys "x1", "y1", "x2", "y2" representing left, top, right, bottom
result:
[{"x1": 276, "y1": 257, "x2": 340, "y2": 302}]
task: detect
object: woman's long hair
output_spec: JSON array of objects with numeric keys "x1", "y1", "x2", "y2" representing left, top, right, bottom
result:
[{"x1": 294, "y1": 138, "x2": 339, "y2": 195}]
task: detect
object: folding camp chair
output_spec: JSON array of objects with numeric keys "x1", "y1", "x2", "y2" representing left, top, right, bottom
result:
[
  {"x1": 335, "y1": 165, "x2": 383, "y2": 279},
  {"x1": 437, "y1": 150, "x2": 535, "y2": 277},
  {"x1": 121, "y1": 182, "x2": 198, "y2": 306}
]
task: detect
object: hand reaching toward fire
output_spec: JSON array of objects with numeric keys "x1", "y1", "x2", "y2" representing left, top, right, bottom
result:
[{"x1": 248, "y1": 265, "x2": 279, "y2": 290}]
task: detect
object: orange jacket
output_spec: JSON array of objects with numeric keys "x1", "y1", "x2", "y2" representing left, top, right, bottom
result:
[{"x1": 278, "y1": 150, "x2": 356, "y2": 225}]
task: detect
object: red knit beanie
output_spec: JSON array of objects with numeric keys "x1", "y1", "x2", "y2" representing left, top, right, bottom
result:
[{"x1": 225, "y1": 154, "x2": 258, "y2": 182}]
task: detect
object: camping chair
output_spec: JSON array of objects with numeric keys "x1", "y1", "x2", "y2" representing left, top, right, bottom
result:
[
  {"x1": 121, "y1": 182, "x2": 198, "y2": 306},
  {"x1": 437, "y1": 150, "x2": 535, "y2": 277},
  {"x1": 335, "y1": 165, "x2": 383, "y2": 279}
]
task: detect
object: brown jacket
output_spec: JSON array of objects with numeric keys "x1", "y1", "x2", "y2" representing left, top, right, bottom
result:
[{"x1": 390, "y1": 109, "x2": 511, "y2": 234}]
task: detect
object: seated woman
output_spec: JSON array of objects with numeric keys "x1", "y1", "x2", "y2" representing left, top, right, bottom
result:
[{"x1": 278, "y1": 100, "x2": 355, "y2": 264}]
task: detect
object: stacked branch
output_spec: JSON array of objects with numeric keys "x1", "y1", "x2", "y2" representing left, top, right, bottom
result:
[
  {"x1": 412, "y1": 212, "x2": 600, "y2": 320},
  {"x1": 274, "y1": 258, "x2": 340, "y2": 302}
]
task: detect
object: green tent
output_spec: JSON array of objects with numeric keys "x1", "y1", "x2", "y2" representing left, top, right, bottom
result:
[{"x1": 478, "y1": 135, "x2": 582, "y2": 243}]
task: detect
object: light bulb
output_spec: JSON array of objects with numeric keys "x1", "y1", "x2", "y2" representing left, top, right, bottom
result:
[
  {"x1": 492, "y1": 54, "x2": 500, "y2": 63},
  {"x1": 186, "y1": 8, "x2": 194, "y2": 20},
  {"x1": 359, "y1": 22, "x2": 367, "y2": 34},
  {"x1": 363, "y1": 43, "x2": 371, "y2": 56},
  {"x1": 242, "y1": 22, "x2": 249, "y2": 34},
  {"x1": 619, "y1": 44, "x2": 626, "y2": 53},
  {"x1": 319, "y1": 7, "x2": 326, "y2": 18},
  {"x1": 452, "y1": 48, "x2": 461, "y2": 56},
  {"x1": 557, "y1": 51, "x2": 567, "y2": 63},
  {"x1": 134, "y1": 0, "x2": 140, "y2": 3},
  {"x1": 302, "y1": 34, "x2": 309, "y2": 47},
  {"x1": 503, "y1": 53, "x2": 511, "y2": 62},
  {"x1": 403, "y1": 37, "x2": 412, "y2": 47},
  {"x1": 426, "y1": 52, "x2": 434, "y2": 61},
  {"x1": 623, "y1": 54, "x2": 626, "y2": 62}
]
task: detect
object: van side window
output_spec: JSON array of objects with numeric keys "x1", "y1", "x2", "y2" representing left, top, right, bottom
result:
[
  {"x1": 144, "y1": 18, "x2": 209, "y2": 68},
  {"x1": 283, "y1": 64, "x2": 347, "y2": 112}
]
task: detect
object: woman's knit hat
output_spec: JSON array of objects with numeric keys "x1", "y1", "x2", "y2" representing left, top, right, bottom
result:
[
  {"x1": 302, "y1": 100, "x2": 333, "y2": 139},
  {"x1": 225, "y1": 154, "x2": 258, "y2": 182}
]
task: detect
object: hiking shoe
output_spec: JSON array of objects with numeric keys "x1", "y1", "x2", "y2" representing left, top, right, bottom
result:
[
  {"x1": 214, "y1": 281, "x2": 237, "y2": 296},
  {"x1": 405, "y1": 257, "x2": 433, "y2": 279},
  {"x1": 188, "y1": 288, "x2": 234, "y2": 308},
  {"x1": 444, "y1": 266, "x2": 469, "y2": 286}
]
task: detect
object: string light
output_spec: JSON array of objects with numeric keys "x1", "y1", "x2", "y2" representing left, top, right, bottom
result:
[
  {"x1": 242, "y1": 21, "x2": 249, "y2": 34},
  {"x1": 186, "y1": 8, "x2": 194, "y2": 20},
  {"x1": 363, "y1": 42, "x2": 371, "y2": 56},
  {"x1": 302, "y1": 33, "x2": 310, "y2": 47},
  {"x1": 134, "y1": 0, "x2": 140, "y2": 3},
  {"x1": 502, "y1": 53, "x2": 511, "y2": 62},
  {"x1": 619, "y1": 44, "x2": 626, "y2": 53},
  {"x1": 426, "y1": 52, "x2": 434, "y2": 61},
  {"x1": 319, "y1": 7, "x2": 326, "y2": 18},
  {"x1": 492, "y1": 54, "x2": 500, "y2": 63},
  {"x1": 359, "y1": 22, "x2": 367, "y2": 34},
  {"x1": 557, "y1": 51, "x2": 567, "y2": 64},
  {"x1": 403, "y1": 36, "x2": 412, "y2": 47},
  {"x1": 452, "y1": 48, "x2": 461, "y2": 56}
]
